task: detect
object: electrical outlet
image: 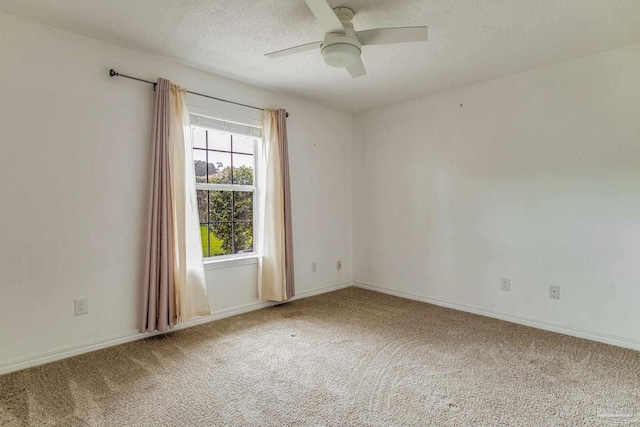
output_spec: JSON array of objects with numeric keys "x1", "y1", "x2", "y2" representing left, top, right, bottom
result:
[
  {"x1": 500, "y1": 277, "x2": 511, "y2": 291},
  {"x1": 75, "y1": 298, "x2": 89, "y2": 315},
  {"x1": 337, "y1": 260, "x2": 342, "y2": 270},
  {"x1": 550, "y1": 285, "x2": 560, "y2": 299},
  {"x1": 311, "y1": 262, "x2": 317, "y2": 273}
]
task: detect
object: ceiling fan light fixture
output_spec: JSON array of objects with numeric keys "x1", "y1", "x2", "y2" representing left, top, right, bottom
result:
[
  {"x1": 321, "y1": 43, "x2": 361, "y2": 68},
  {"x1": 263, "y1": 1, "x2": 428, "y2": 79}
]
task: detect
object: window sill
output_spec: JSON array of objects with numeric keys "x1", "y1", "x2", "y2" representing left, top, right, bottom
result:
[{"x1": 203, "y1": 254, "x2": 259, "y2": 271}]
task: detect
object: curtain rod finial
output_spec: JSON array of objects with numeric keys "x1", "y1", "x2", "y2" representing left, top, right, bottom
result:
[
  {"x1": 286, "y1": 112, "x2": 289, "y2": 118},
  {"x1": 109, "y1": 69, "x2": 118, "y2": 77}
]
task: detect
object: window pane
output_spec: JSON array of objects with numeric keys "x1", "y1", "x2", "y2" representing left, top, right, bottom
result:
[
  {"x1": 193, "y1": 149, "x2": 207, "y2": 183},
  {"x1": 209, "y1": 190, "x2": 231, "y2": 223},
  {"x1": 192, "y1": 127, "x2": 206, "y2": 149},
  {"x1": 233, "y1": 136, "x2": 254, "y2": 154},
  {"x1": 208, "y1": 222, "x2": 232, "y2": 256},
  {"x1": 207, "y1": 151, "x2": 231, "y2": 184},
  {"x1": 234, "y1": 222, "x2": 253, "y2": 254},
  {"x1": 197, "y1": 190, "x2": 208, "y2": 223},
  {"x1": 208, "y1": 131, "x2": 231, "y2": 152},
  {"x1": 200, "y1": 224, "x2": 210, "y2": 258},
  {"x1": 233, "y1": 191, "x2": 253, "y2": 221},
  {"x1": 232, "y1": 154, "x2": 254, "y2": 185}
]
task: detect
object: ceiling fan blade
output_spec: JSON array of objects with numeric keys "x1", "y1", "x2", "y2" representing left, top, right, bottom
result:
[
  {"x1": 347, "y1": 57, "x2": 367, "y2": 78},
  {"x1": 305, "y1": 0, "x2": 345, "y2": 34},
  {"x1": 265, "y1": 41, "x2": 322, "y2": 58},
  {"x1": 357, "y1": 26, "x2": 428, "y2": 46}
]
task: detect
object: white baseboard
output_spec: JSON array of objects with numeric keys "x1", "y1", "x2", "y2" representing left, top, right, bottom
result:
[
  {"x1": 354, "y1": 281, "x2": 640, "y2": 352},
  {"x1": 0, "y1": 281, "x2": 353, "y2": 376},
  {"x1": 292, "y1": 280, "x2": 353, "y2": 300}
]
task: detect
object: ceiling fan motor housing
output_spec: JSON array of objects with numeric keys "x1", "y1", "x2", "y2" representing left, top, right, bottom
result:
[{"x1": 321, "y1": 7, "x2": 361, "y2": 68}]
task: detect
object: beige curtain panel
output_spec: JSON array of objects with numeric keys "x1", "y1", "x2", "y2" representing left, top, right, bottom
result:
[
  {"x1": 258, "y1": 109, "x2": 295, "y2": 301},
  {"x1": 141, "y1": 78, "x2": 210, "y2": 333},
  {"x1": 141, "y1": 79, "x2": 174, "y2": 333}
]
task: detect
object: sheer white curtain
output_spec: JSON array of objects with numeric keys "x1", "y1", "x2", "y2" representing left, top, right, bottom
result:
[
  {"x1": 169, "y1": 84, "x2": 211, "y2": 322},
  {"x1": 258, "y1": 109, "x2": 294, "y2": 301},
  {"x1": 141, "y1": 80, "x2": 210, "y2": 333}
]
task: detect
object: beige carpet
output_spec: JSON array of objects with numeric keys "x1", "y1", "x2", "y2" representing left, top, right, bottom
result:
[{"x1": 1, "y1": 287, "x2": 640, "y2": 426}]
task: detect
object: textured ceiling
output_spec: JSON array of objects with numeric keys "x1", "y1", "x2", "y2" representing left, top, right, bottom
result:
[{"x1": 1, "y1": 0, "x2": 640, "y2": 113}]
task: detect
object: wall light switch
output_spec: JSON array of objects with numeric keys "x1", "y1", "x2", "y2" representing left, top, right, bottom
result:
[{"x1": 75, "y1": 298, "x2": 89, "y2": 315}]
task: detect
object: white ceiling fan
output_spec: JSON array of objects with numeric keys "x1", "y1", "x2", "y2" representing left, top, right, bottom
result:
[{"x1": 265, "y1": 0, "x2": 428, "y2": 78}]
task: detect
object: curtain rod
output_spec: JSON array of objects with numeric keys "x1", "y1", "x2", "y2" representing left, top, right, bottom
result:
[{"x1": 109, "y1": 69, "x2": 288, "y2": 118}]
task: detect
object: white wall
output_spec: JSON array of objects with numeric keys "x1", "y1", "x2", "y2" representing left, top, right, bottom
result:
[
  {"x1": 354, "y1": 44, "x2": 640, "y2": 348},
  {"x1": 0, "y1": 10, "x2": 353, "y2": 371}
]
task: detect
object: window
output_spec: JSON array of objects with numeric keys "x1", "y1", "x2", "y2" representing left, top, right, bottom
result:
[{"x1": 192, "y1": 117, "x2": 259, "y2": 259}]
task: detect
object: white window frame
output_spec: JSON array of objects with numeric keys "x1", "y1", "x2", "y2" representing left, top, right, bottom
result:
[{"x1": 190, "y1": 114, "x2": 261, "y2": 265}]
